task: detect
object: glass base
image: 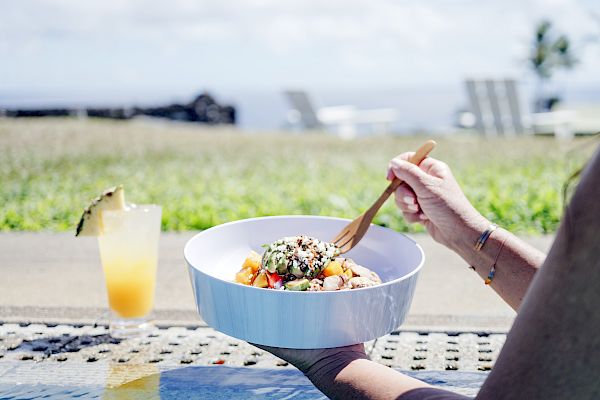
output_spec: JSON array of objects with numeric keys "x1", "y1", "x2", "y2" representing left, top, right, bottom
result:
[{"x1": 110, "y1": 317, "x2": 154, "y2": 339}]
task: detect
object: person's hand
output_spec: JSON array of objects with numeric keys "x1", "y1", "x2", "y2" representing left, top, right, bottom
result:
[
  {"x1": 387, "y1": 153, "x2": 488, "y2": 252},
  {"x1": 252, "y1": 343, "x2": 367, "y2": 379},
  {"x1": 253, "y1": 343, "x2": 432, "y2": 399}
]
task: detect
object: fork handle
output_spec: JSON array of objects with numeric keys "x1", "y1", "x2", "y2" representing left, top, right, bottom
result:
[{"x1": 365, "y1": 140, "x2": 437, "y2": 217}]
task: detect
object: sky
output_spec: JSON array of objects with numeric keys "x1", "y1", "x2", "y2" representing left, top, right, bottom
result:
[{"x1": 1, "y1": 0, "x2": 600, "y2": 114}]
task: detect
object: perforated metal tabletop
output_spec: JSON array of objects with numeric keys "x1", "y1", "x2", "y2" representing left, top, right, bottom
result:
[
  {"x1": 0, "y1": 322, "x2": 504, "y2": 371},
  {"x1": 0, "y1": 321, "x2": 501, "y2": 398}
]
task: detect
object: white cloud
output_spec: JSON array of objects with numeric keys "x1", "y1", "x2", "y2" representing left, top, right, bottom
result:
[{"x1": 1, "y1": 0, "x2": 599, "y2": 90}]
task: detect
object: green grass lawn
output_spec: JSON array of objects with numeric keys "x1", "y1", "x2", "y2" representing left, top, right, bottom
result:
[{"x1": 0, "y1": 118, "x2": 596, "y2": 234}]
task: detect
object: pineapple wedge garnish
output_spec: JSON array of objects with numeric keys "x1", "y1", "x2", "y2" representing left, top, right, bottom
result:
[{"x1": 75, "y1": 186, "x2": 125, "y2": 236}]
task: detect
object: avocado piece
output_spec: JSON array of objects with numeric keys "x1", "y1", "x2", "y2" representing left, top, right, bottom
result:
[
  {"x1": 276, "y1": 258, "x2": 288, "y2": 275},
  {"x1": 289, "y1": 263, "x2": 303, "y2": 278},
  {"x1": 263, "y1": 251, "x2": 277, "y2": 273},
  {"x1": 263, "y1": 250, "x2": 289, "y2": 274},
  {"x1": 284, "y1": 278, "x2": 310, "y2": 291}
]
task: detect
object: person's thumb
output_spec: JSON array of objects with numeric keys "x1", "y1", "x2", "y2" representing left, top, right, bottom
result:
[{"x1": 389, "y1": 158, "x2": 433, "y2": 195}]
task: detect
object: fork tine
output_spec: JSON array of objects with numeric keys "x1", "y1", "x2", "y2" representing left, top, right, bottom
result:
[
  {"x1": 338, "y1": 235, "x2": 354, "y2": 250},
  {"x1": 340, "y1": 243, "x2": 352, "y2": 254},
  {"x1": 339, "y1": 217, "x2": 372, "y2": 253},
  {"x1": 332, "y1": 215, "x2": 363, "y2": 250},
  {"x1": 348, "y1": 222, "x2": 369, "y2": 249},
  {"x1": 332, "y1": 227, "x2": 351, "y2": 245}
]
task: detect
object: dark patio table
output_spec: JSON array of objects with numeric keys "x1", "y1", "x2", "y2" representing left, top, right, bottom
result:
[{"x1": 0, "y1": 321, "x2": 499, "y2": 399}]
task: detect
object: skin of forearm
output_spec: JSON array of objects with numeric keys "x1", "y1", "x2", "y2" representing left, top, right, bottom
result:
[
  {"x1": 449, "y1": 220, "x2": 546, "y2": 311},
  {"x1": 308, "y1": 358, "x2": 430, "y2": 400}
]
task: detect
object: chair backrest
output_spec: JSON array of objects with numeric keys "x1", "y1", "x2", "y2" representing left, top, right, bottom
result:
[
  {"x1": 465, "y1": 79, "x2": 525, "y2": 136},
  {"x1": 284, "y1": 90, "x2": 322, "y2": 130}
]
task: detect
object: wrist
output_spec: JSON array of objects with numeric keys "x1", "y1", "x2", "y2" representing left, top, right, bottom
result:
[
  {"x1": 446, "y1": 211, "x2": 490, "y2": 255},
  {"x1": 304, "y1": 349, "x2": 368, "y2": 387}
]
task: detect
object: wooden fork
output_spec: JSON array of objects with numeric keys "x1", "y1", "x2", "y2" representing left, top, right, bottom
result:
[{"x1": 331, "y1": 140, "x2": 437, "y2": 254}]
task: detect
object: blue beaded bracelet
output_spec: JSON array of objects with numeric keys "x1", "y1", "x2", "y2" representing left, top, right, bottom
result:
[
  {"x1": 475, "y1": 223, "x2": 497, "y2": 251},
  {"x1": 485, "y1": 235, "x2": 508, "y2": 285}
]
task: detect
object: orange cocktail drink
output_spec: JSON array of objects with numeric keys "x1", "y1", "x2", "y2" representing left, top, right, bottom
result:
[{"x1": 98, "y1": 205, "x2": 161, "y2": 336}]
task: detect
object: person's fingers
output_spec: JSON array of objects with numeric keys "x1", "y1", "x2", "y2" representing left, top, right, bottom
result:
[
  {"x1": 394, "y1": 184, "x2": 419, "y2": 213},
  {"x1": 386, "y1": 167, "x2": 395, "y2": 181},
  {"x1": 252, "y1": 343, "x2": 274, "y2": 352},
  {"x1": 250, "y1": 343, "x2": 309, "y2": 371},
  {"x1": 251, "y1": 343, "x2": 284, "y2": 358},
  {"x1": 392, "y1": 152, "x2": 446, "y2": 176},
  {"x1": 396, "y1": 197, "x2": 420, "y2": 213},
  {"x1": 417, "y1": 157, "x2": 450, "y2": 178},
  {"x1": 387, "y1": 155, "x2": 413, "y2": 180},
  {"x1": 402, "y1": 210, "x2": 423, "y2": 224},
  {"x1": 390, "y1": 158, "x2": 435, "y2": 195},
  {"x1": 395, "y1": 152, "x2": 415, "y2": 162},
  {"x1": 395, "y1": 183, "x2": 417, "y2": 204},
  {"x1": 395, "y1": 152, "x2": 437, "y2": 168}
]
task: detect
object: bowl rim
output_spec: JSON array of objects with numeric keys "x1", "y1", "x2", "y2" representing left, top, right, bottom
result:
[{"x1": 184, "y1": 215, "x2": 425, "y2": 295}]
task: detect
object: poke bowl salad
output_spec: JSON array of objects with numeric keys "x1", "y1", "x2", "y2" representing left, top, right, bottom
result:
[{"x1": 234, "y1": 235, "x2": 382, "y2": 291}]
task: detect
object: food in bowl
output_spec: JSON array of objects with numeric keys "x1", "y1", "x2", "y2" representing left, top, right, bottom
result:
[
  {"x1": 234, "y1": 235, "x2": 382, "y2": 291},
  {"x1": 185, "y1": 216, "x2": 424, "y2": 348}
]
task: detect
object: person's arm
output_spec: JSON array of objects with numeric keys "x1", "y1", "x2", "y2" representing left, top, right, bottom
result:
[
  {"x1": 255, "y1": 156, "x2": 535, "y2": 399},
  {"x1": 388, "y1": 155, "x2": 545, "y2": 310},
  {"x1": 476, "y1": 147, "x2": 600, "y2": 399},
  {"x1": 253, "y1": 344, "x2": 462, "y2": 400}
]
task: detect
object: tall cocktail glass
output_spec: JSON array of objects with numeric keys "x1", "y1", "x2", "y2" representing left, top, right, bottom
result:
[{"x1": 97, "y1": 204, "x2": 161, "y2": 337}]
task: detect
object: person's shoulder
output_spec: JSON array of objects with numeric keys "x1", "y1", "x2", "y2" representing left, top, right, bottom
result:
[{"x1": 571, "y1": 146, "x2": 600, "y2": 205}]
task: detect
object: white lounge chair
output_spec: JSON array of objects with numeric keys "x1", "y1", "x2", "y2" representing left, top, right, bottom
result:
[
  {"x1": 284, "y1": 90, "x2": 397, "y2": 138},
  {"x1": 464, "y1": 79, "x2": 575, "y2": 139}
]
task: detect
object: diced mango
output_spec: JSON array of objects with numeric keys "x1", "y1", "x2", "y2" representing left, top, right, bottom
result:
[
  {"x1": 235, "y1": 268, "x2": 256, "y2": 285},
  {"x1": 322, "y1": 260, "x2": 343, "y2": 277},
  {"x1": 343, "y1": 268, "x2": 353, "y2": 279},
  {"x1": 242, "y1": 251, "x2": 262, "y2": 273},
  {"x1": 253, "y1": 272, "x2": 268, "y2": 288}
]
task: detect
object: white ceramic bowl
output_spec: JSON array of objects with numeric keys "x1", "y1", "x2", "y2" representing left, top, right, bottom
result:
[{"x1": 184, "y1": 216, "x2": 424, "y2": 349}]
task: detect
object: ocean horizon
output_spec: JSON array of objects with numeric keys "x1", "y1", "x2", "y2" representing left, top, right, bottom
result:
[{"x1": 2, "y1": 83, "x2": 599, "y2": 134}]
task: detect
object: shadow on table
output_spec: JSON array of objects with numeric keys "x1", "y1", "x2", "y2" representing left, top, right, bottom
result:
[
  {"x1": 18, "y1": 333, "x2": 120, "y2": 356},
  {"x1": 104, "y1": 366, "x2": 487, "y2": 399},
  {"x1": 104, "y1": 366, "x2": 325, "y2": 399},
  {"x1": 0, "y1": 364, "x2": 486, "y2": 399}
]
